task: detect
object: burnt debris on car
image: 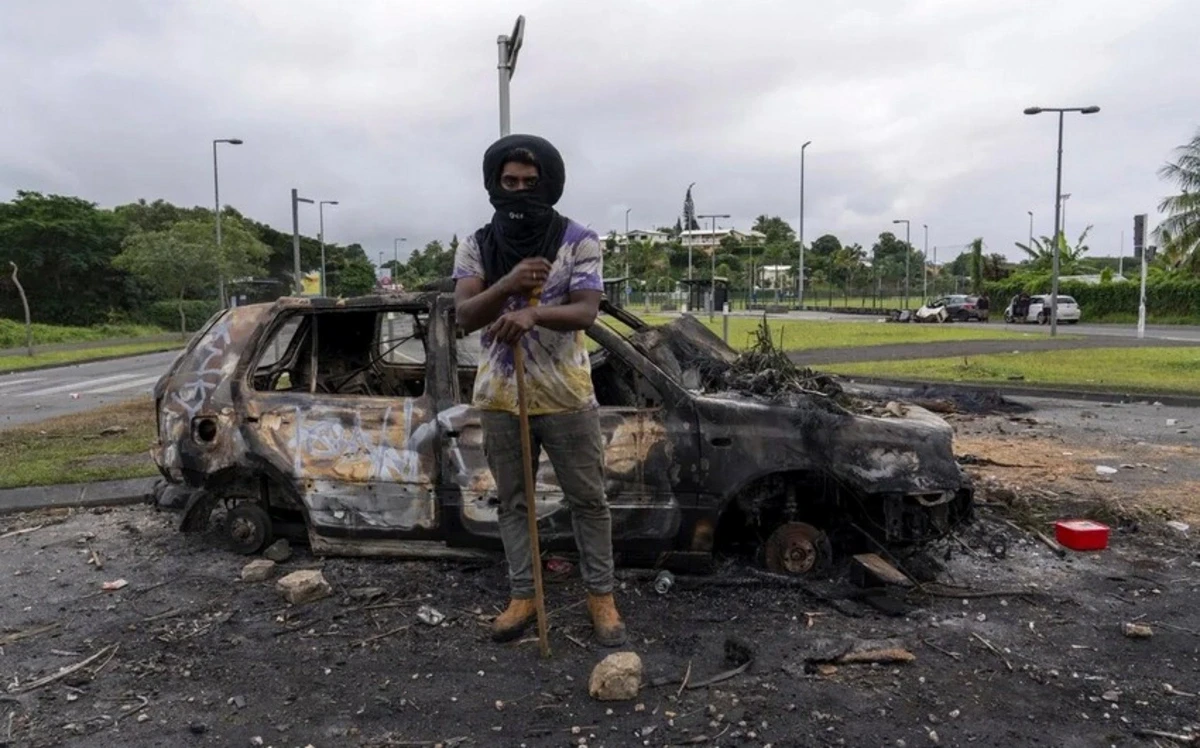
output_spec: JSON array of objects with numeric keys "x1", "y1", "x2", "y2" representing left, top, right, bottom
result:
[{"x1": 152, "y1": 293, "x2": 972, "y2": 575}]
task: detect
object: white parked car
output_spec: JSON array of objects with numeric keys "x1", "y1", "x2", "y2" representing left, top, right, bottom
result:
[{"x1": 1004, "y1": 294, "x2": 1081, "y2": 324}]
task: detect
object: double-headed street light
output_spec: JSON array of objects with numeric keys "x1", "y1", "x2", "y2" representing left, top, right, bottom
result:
[
  {"x1": 1023, "y1": 104, "x2": 1100, "y2": 337},
  {"x1": 892, "y1": 219, "x2": 911, "y2": 308},
  {"x1": 212, "y1": 138, "x2": 243, "y2": 307},
  {"x1": 318, "y1": 200, "x2": 338, "y2": 297}
]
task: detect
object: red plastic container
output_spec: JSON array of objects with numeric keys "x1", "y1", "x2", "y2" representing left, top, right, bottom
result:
[{"x1": 1055, "y1": 519, "x2": 1110, "y2": 551}]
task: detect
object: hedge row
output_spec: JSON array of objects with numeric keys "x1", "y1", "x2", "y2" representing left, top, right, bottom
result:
[
  {"x1": 135, "y1": 300, "x2": 224, "y2": 333},
  {"x1": 983, "y1": 278, "x2": 1200, "y2": 319}
]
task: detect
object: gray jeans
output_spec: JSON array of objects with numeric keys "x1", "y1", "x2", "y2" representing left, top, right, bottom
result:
[{"x1": 480, "y1": 408, "x2": 614, "y2": 598}]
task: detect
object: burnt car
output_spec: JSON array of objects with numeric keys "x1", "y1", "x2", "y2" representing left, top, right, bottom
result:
[{"x1": 152, "y1": 294, "x2": 972, "y2": 576}]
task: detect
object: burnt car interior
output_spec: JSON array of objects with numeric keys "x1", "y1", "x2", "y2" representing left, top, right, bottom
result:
[{"x1": 251, "y1": 310, "x2": 430, "y2": 398}]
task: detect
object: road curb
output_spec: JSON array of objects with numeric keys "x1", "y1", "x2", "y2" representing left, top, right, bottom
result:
[
  {"x1": 0, "y1": 346, "x2": 183, "y2": 376},
  {"x1": 841, "y1": 375, "x2": 1200, "y2": 408},
  {"x1": 0, "y1": 477, "x2": 158, "y2": 516}
]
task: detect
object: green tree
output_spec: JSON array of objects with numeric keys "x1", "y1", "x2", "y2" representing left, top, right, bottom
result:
[
  {"x1": 331, "y1": 258, "x2": 378, "y2": 297},
  {"x1": 0, "y1": 191, "x2": 137, "y2": 326},
  {"x1": 752, "y1": 215, "x2": 796, "y2": 244},
  {"x1": 969, "y1": 238, "x2": 984, "y2": 295},
  {"x1": 114, "y1": 218, "x2": 268, "y2": 335},
  {"x1": 1156, "y1": 127, "x2": 1200, "y2": 272}
]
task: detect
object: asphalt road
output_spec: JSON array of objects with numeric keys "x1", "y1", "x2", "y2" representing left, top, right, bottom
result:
[{"x1": 0, "y1": 349, "x2": 180, "y2": 428}]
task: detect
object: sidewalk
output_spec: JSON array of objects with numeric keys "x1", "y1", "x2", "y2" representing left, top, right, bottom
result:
[{"x1": 0, "y1": 477, "x2": 157, "y2": 516}]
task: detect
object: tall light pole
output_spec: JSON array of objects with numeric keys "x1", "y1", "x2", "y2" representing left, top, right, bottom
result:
[
  {"x1": 892, "y1": 219, "x2": 911, "y2": 308},
  {"x1": 212, "y1": 138, "x2": 243, "y2": 307},
  {"x1": 291, "y1": 189, "x2": 314, "y2": 295},
  {"x1": 624, "y1": 207, "x2": 631, "y2": 306},
  {"x1": 1027, "y1": 210, "x2": 1034, "y2": 252},
  {"x1": 686, "y1": 182, "x2": 696, "y2": 281},
  {"x1": 496, "y1": 16, "x2": 525, "y2": 136},
  {"x1": 698, "y1": 213, "x2": 729, "y2": 317},
  {"x1": 393, "y1": 237, "x2": 407, "y2": 275},
  {"x1": 922, "y1": 223, "x2": 929, "y2": 300},
  {"x1": 318, "y1": 200, "x2": 338, "y2": 297},
  {"x1": 798, "y1": 140, "x2": 811, "y2": 308},
  {"x1": 1024, "y1": 105, "x2": 1100, "y2": 337}
]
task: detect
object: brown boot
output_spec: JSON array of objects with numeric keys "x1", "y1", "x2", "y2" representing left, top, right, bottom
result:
[
  {"x1": 491, "y1": 598, "x2": 537, "y2": 643},
  {"x1": 587, "y1": 592, "x2": 628, "y2": 647}
]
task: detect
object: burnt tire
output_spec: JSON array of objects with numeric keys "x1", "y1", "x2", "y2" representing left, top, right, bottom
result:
[
  {"x1": 763, "y1": 522, "x2": 832, "y2": 576},
  {"x1": 226, "y1": 502, "x2": 273, "y2": 555}
]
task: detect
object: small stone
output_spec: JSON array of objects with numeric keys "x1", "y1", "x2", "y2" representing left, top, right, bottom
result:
[
  {"x1": 264, "y1": 539, "x2": 292, "y2": 563},
  {"x1": 137, "y1": 713, "x2": 151, "y2": 723},
  {"x1": 949, "y1": 709, "x2": 961, "y2": 719},
  {"x1": 241, "y1": 559, "x2": 276, "y2": 582},
  {"x1": 976, "y1": 613, "x2": 987, "y2": 622},
  {"x1": 276, "y1": 569, "x2": 333, "y2": 605},
  {"x1": 1122, "y1": 622, "x2": 1153, "y2": 639},
  {"x1": 589, "y1": 652, "x2": 643, "y2": 701},
  {"x1": 634, "y1": 703, "x2": 646, "y2": 712},
  {"x1": 928, "y1": 729, "x2": 940, "y2": 744},
  {"x1": 229, "y1": 695, "x2": 246, "y2": 710},
  {"x1": 495, "y1": 700, "x2": 504, "y2": 710},
  {"x1": 1102, "y1": 690, "x2": 1119, "y2": 702},
  {"x1": 250, "y1": 738, "x2": 264, "y2": 747}
]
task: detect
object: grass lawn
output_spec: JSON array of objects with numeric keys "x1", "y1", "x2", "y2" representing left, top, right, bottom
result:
[
  {"x1": 0, "y1": 319, "x2": 164, "y2": 348},
  {"x1": 599, "y1": 314, "x2": 1040, "y2": 352},
  {"x1": 826, "y1": 347, "x2": 1200, "y2": 395},
  {"x1": 0, "y1": 340, "x2": 182, "y2": 373},
  {"x1": 0, "y1": 399, "x2": 159, "y2": 489}
]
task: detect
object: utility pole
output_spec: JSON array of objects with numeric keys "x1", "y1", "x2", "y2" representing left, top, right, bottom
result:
[
  {"x1": 496, "y1": 16, "x2": 525, "y2": 136},
  {"x1": 212, "y1": 138, "x2": 243, "y2": 307},
  {"x1": 892, "y1": 219, "x2": 911, "y2": 308},
  {"x1": 624, "y1": 207, "x2": 631, "y2": 307},
  {"x1": 318, "y1": 200, "x2": 338, "y2": 297},
  {"x1": 291, "y1": 189, "x2": 314, "y2": 295},
  {"x1": 1027, "y1": 210, "x2": 1034, "y2": 253},
  {"x1": 798, "y1": 140, "x2": 811, "y2": 308},
  {"x1": 1135, "y1": 214, "x2": 1149, "y2": 339}
]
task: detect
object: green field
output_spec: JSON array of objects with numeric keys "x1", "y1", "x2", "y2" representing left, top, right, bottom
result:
[
  {"x1": 0, "y1": 341, "x2": 182, "y2": 373},
  {"x1": 0, "y1": 399, "x2": 158, "y2": 489},
  {"x1": 826, "y1": 347, "x2": 1200, "y2": 395},
  {"x1": 599, "y1": 314, "x2": 1041, "y2": 353},
  {"x1": 0, "y1": 319, "x2": 164, "y2": 348}
]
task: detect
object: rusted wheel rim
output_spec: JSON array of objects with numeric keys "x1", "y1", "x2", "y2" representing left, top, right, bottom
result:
[
  {"x1": 765, "y1": 522, "x2": 828, "y2": 575},
  {"x1": 230, "y1": 516, "x2": 258, "y2": 543}
]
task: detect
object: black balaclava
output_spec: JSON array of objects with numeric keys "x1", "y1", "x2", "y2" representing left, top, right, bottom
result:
[{"x1": 474, "y1": 134, "x2": 568, "y2": 287}]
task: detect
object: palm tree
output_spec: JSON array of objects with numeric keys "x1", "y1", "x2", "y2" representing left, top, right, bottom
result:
[
  {"x1": 1014, "y1": 226, "x2": 1096, "y2": 274},
  {"x1": 1157, "y1": 127, "x2": 1200, "y2": 271}
]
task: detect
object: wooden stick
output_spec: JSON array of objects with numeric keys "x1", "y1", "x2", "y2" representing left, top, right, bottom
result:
[
  {"x1": 971, "y1": 632, "x2": 1013, "y2": 672},
  {"x1": 354, "y1": 625, "x2": 409, "y2": 648},
  {"x1": 514, "y1": 341, "x2": 550, "y2": 659},
  {"x1": 15, "y1": 644, "x2": 118, "y2": 693}
]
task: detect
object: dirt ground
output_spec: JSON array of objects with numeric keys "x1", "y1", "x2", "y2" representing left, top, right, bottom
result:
[{"x1": 2, "y1": 396, "x2": 1199, "y2": 748}]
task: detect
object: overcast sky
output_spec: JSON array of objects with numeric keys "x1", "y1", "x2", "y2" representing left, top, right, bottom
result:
[{"x1": 3, "y1": 0, "x2": 1197, "y2": 265}]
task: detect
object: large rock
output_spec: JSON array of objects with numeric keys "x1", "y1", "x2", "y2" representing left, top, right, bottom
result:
[
  {"x1": 588, "y1": 651, "x2": 643, "y2": 701},
  {"x1": 241, "y1": 559, "x2": 276, "y2": 582},
  {"x1": 276, "y1": 569, "x2": 332, "y2": 605}
]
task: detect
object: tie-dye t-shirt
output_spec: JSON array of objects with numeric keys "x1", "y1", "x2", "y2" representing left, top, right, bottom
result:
[{"x1": 452, "y1": 221, "x2": 604, "y2": 415}]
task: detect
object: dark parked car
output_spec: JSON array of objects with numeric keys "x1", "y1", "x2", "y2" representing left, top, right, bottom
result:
[
  {"x1": 923, "y1": 295, "x2": 986, "y2": 322},
  {"x1": 152, "y1": 294, "x2": 972, "y2": 576}
]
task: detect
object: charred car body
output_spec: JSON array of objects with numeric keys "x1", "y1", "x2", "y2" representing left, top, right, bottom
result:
[{"x1": 152, "y1": 294, "x2": 972, "y2": 575}]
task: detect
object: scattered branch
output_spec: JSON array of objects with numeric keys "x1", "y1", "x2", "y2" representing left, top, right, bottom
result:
[
  {"x1": 971, "y1": 633, "x2": 1013, "y2": 672},
  {"x1": 12, "y1": 644, "x2": 118, "y2": 693}
]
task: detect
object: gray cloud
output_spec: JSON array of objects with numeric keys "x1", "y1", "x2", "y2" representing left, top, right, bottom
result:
[{"x1": 1, "y1": 0, "x2": 1197, "y2": 267}]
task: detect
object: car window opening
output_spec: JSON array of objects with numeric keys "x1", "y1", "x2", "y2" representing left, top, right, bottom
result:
[{"x1": 252, "y1": 310, "x2": 429, "y2": 398}]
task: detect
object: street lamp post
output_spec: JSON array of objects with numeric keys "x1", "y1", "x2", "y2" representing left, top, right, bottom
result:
[
  {"x1": 318, "y1": 200, "x2": 338, "y2": 297},
  {"x1": 1027, "y1": 210, "x2": 1034, "y2": 252},
  {"x1": 291, "y1": 189, "x2": 314, "y2": 295},
  {"x1": 212, "y1": 138, "x2": 243, "y2": 307},
  {"x1": 393, "y1": 237, "x2": 407, "y2": 279},
  {"x1": 798, "y1": 140, "x2": 811, "y2": 309},
  {"x1": 922, "y1": 223, "x2": 929, "y2": 300},
  {"x1": 697, "y1": 213, "x2": 729, "y2": 319},
  {"x1": 1060, "y1": 193, "x2": 1071, "y2": 240},
  {"x1": 496, "y1": 16, "x2": 525, "y2": 137},
  {"x1": 892, "y1": 219, "x2": 911, "y2": 308},
  {"x1": 1023, "y1": 105, "x2": 1100, "y2": 337},
  {"x1": 624, "y1": 207, "x2": 632, "y2": 306}
]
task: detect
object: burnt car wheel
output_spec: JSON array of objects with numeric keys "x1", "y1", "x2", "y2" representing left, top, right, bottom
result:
[
  {"x1": 763, "y1": 522, "x2": 832, "y2": 576},
  {"x1": 226, "y1": 502, "x2": 273, "y2": 555}
]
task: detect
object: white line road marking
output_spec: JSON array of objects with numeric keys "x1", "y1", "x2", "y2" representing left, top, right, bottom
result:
[
  {"x1": 84, "y1": 375, "x2": 163, "y2": 395},
  {"x1": 0, "y1": 377, "x2": 44, "y2": 390},
  {"x1": 17, "y1": 373, "x2": 139, "y2": 397}
]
